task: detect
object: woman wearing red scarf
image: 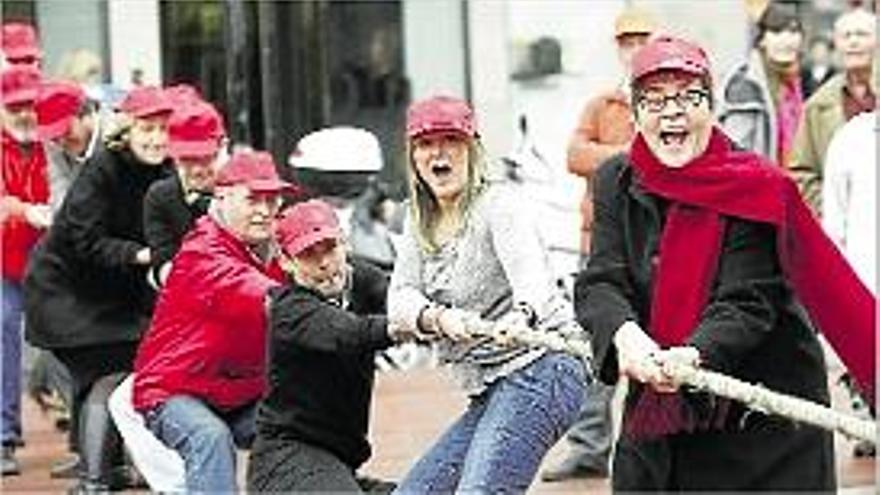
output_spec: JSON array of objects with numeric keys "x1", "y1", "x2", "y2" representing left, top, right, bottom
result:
[{"x1": 575, "y1": 35, "x2": 875, "y2": 491}]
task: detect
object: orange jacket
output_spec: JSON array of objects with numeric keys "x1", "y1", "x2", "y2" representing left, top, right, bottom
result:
[{"x1": 566, "y1": 89, "x2": 634, "y2": 254}]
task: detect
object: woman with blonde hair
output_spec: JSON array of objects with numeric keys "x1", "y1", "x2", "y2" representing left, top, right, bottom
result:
[
  {"x1": 388, "y1": 95, "x2": 588, "y2": 493},
  {"x1": 55, "y1": 49, "x2": 102, "y2": 86},
  {"x1": 24, "y1": 85, "x2": 173, "y2": 492}
]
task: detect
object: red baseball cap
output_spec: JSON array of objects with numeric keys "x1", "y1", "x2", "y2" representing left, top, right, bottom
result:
[
  {"x1": 631, "y1": 35, "x2": 711, "y2": 82},
  {"x1": 2, "y1": 22, "x2": 41, "y2": 62},
  {"x1": 215, "y1": 150, "x2": 296, "y2": 193},
  {"x1": 275, "y1": 199, "x2": 342, "y2": 257},
  {"x1": 36, "y1": 81, "x2": 86, "y2": 141},
  {"x1": 167, "y1": 100, "x2": 225, "y2": 160},
  {"x1": 1, "y1": 65, "x2": 41, "y2": 107},
  {"x1": 406, "y1": 95, "x2": 478, "y2": 139},
  {"x1": 116, "y1": 85, "x2": 173, "y2": 119}
]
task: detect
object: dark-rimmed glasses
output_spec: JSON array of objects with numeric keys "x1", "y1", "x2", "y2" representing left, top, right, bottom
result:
[{"x1": 637, "y1": 89, "x2": 710, "y2": 113}]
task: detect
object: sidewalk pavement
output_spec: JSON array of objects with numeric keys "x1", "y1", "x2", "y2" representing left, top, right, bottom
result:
[{"x1": 2, "y1": 367, "x2": 875, "y2": 493}]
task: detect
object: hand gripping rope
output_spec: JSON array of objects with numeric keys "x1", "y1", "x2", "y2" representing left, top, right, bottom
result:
[{"x1": 458, "y1": 317, "x2": 877, "y2": 444}]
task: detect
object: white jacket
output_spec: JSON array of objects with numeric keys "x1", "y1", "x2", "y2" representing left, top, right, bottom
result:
[{"x1": 821, "y1": 112, "x2": 876, "y2": 293}]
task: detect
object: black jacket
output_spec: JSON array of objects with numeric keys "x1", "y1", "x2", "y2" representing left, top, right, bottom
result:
[
  {"x1": 256, "y1": 259, "x2": 393, "y2": 469},
  {"x1": 575, "y1": 154, "x2": 834, "y2": 491},
  {"x1": 24, "y1": 148, "x2": 171, "y2": 349},
  {"x1": 142, "y1": 173, "x2": 211, "y2": 274}
]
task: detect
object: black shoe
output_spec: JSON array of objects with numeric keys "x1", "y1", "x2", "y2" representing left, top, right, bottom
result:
[
  {"x1": 1, "y1": 446, "x2": 20, "y2": 476},
  {"x1": 356, "y1": 475, "x2": 397, "y2": 494},
  {"x1": 50, "y1": 453, "x2": 80, "y2": 479},
  {"x1": 540, "y1": 455, "x2": 608, "y2": 482},
  {"x1": 67, "y1": 480, "x2": 111, "y2": 495},
  {"x1": 853, "y1": 439, "x2": 876, "y2": 458}
]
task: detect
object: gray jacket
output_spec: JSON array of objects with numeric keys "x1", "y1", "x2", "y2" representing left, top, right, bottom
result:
[{"x1": 717, "y1": 50, "x2": 777, "y2": 160}]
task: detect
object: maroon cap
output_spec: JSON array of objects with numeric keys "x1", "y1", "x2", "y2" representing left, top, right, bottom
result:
[
  {"x1": 36, "y1": 81, "x2": 86, "y2": 141},
  {"x1": 2, "y1": 22, "x2": 41, "y2": 62},
  {"x1": 276, "y1": 199, "x2": 342, "y2": 257},
  {"x1": 116, "y1": 85, "x2": 173, "y2": 118},
  {"x1": 631, "y1": 35, "x2": 711, "y2": 82},
  {"x1": 167, "y1": 100, "x2": 225, "y2": 160},
  {"x1": 406, "y1": 96, "x2": 478, "y2": 139},
  {"x1": 2, "y1": 65, "x2": 41, "y2": 107},
  {"x1": 215, "y1": 150, "x2": 295, "y2": 193}
]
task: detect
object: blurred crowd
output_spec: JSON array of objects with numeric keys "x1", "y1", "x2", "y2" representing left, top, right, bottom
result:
[{"x1": 0, "y1": 1, "x2": 876, "y2": 493}]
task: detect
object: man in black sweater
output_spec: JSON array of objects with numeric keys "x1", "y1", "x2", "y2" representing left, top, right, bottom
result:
[
  {"x1": 142, "y1": 99, "x2": 224, "y2": 287},
  {"x1": 247, "y1": 199, "x2": 414, "y2": 493}
]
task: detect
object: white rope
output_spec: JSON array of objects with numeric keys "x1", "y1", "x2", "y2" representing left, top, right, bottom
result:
[{"x1": 461, "y1": 318, "x2": 877, "y2": 444}]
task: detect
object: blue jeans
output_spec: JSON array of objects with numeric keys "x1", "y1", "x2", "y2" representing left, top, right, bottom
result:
[
  {"x1": 143, "y1": 395, "x2": 256, "y2": 492},
  {"x1": 395, "y1": 353, "x2": 586, "y2": 494},
  {"x1": 1, "y1": 279, "x2": 23, "y2": 446}
]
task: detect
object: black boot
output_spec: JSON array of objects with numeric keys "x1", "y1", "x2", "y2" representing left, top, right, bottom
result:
[{"x1": 1, "y1": 445, "x2": 20, "y2": 476}]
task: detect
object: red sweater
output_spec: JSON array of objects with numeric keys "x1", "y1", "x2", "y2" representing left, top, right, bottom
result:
[{"x1": 1, "y1": 130, "x2": 48, "y2": 281}]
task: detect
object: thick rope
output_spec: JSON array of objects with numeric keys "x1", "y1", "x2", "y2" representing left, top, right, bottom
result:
[{"x1": 460, "y1": 317, "x2": 877, "y2": 444}]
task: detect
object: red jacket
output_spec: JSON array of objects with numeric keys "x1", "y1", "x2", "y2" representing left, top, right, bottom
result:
[
  {"x1": 133, "y1": 216, "x2": 283, "y2": 412},
  {"x1": 1, "y1": 130, "x2": 48, "y2": 281}
]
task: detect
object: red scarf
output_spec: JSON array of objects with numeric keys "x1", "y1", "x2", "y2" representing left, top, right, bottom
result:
[{"x1": 623, "y1": 128, "x2": 875, "y2": 438}]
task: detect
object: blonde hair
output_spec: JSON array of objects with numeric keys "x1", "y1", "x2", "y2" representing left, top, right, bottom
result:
[
  {"x1": 406, "y1": 137, "x2": 487, "y2": 253},
  {"x1": 56, "y1": 49, "x2": 103, "y2": 85}
]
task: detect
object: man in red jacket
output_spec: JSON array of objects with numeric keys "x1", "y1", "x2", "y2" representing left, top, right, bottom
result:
[
  {"x1": 0, "y1": 64, "x2": 48, "y2": 476},
  {"x1": 132, "y1": 150, "x2": 292, "y2": 492}
]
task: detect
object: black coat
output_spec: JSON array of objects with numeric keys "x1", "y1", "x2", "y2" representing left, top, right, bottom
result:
[
  {"x1": 24, "y1": 148, "x2": 171, "y2": 349},
  {"x1": 575, "y1": 155, "x2": 834, "y2": 491},
  {"x1": 255, "y1": 259, "x2": 392, "y2": 469},
  {"x1": 142, "y1": 173, "x2": 211, "y2": 273}
]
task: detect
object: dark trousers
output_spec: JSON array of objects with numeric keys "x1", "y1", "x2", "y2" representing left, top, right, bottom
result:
[
  {"x1": 560, "y1": 381, "x2": 614, "y2": 468},
  {"x1": 54, "y1": 342, "x2": 137, "y2": 487},
  {"x1": 612, "y1": 419, "x2": 835, "y2": 491},
  {"x1": 247, "y1": 435, "x2": 364, "y2": 493}
]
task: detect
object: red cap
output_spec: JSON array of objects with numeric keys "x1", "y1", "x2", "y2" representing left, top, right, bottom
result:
[
  {"x1": 36, "y1": 81, "x2": 86, "y2": 140},
  {"x1": 406, "y1": 96, "x2": 477, "y2": 139},
  {"x1": 276, "y1": 199, "x2": 342, "y2": 257},
  {"x1": 1, "y1": 65, "x2": 41, "y2": 107},
  {"x1": 116, "y1": 85, "x2": 173, "y2": 118},
  {"x1": 215, "y1": 150, "x2": 295, "y2": 193},
  {"x1": 167, "y1": 100, "x2": 225, "y2": 160},
  {"x1": 2, "y1": 23, "x2": 41, "y2": 62},
  {"x1": 631, "y1": 35, "x2": 711, "y2": 82}
]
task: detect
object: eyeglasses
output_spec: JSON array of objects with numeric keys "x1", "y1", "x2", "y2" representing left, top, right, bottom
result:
[{"x1": 637, "y1": 89, "x2": 710, "y2": 113}]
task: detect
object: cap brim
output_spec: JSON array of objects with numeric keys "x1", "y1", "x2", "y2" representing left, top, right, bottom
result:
[
  {"x1": 245, "y1": 178, "x2": 298, "y2": 194},
  {"x1": 168, "y1": 140, "x2": 220, "y2": 160},
  {"x1": 2, "y1": 88, "x2": 38, "y2": 107},
  {"x1": 5, "y1": 48, "x2": 41, "y2": 61},
  {"x1": 615, "y1": 29, "x2": 653, "y2": 38},
  {"x1": 37, "y1": 116, "x2": 74, "y2": 141},
  {"x1": 634, "y1": 62, "x2": 706, "y2": 81},
  {"x1": 120, "y1": 103, "x2": 173, "y2": 119},
  {"x1": 283, "y1": 226, "x2": 343, "y2": 257},
  {"x1": 407, "y1": 125, "x2": 473, "y2": 139}
]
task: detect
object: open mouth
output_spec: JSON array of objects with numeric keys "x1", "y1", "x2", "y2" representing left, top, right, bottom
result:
[
  {"x1": 430, "y1": 160, "x2": 453, "y2": 178},
  {"x1": 659, "y1": 130, "x2": 689, "y2": 146}
]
